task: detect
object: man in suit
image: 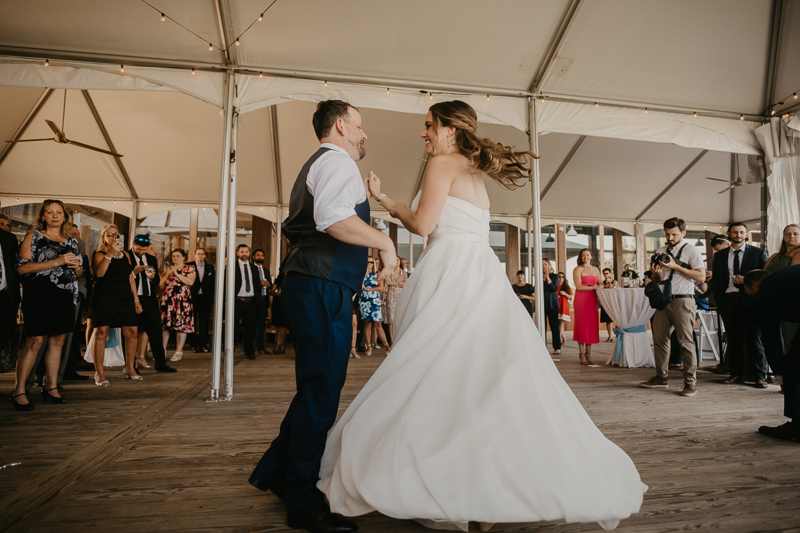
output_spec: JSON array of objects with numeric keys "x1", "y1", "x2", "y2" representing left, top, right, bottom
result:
[
  {"x1": 251, "y1": 248, "x2": 271, "y2": 354},
  {"x1": 187, "y1": 247, "x2": 214, "y2": 353},
  {"x1": 0, "y1": 214, "x2": 20, "y2": 374},
  {"x1": 131, "y1": 235, "x2": 176, "y2": 373},
  {"x1": 747, "y1": 266, "x2": 800, "y2": 440},
  {"x1": 229, "y1": 244, "x2": 260, "y2": 360},
  {"x1": 710, "y1": 222, "x2": 768, "y2": 387},
  {"x1": 532, "y1": 261, "x2": 561, "y2": 354}
]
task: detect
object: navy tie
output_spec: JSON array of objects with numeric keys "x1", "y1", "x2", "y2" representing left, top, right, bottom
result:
[
  {"x1": 244, "y1": 264, "x2": 251, "y2": 293},
  {"x1": 733, "y1": 249, "x2": 741, "y2": 277}
]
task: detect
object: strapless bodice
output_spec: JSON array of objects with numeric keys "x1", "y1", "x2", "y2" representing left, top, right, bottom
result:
[{"x1": 411, "y1": 192, "x2": 490, "y2": 245}]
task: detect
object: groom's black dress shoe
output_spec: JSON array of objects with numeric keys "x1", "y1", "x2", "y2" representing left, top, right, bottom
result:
[
  {"x1": 287, "y1": 506, "x2": 358, "y2": 533},
  {"x1": 248, "y1": 474, "x2": 285, "y2": 500}
]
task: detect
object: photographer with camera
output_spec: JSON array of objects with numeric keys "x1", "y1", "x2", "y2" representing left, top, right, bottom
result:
[
  {"x1": 640, "y1": 217, "x2": 706, "y2": 397},
  {"x1": 710, "y1": 222, "x2": 768, "y2": 387}
]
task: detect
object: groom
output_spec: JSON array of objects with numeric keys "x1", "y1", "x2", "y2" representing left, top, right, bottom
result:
[{"x1": 249, "y1": 100, "x2": 396, "y2": 533}]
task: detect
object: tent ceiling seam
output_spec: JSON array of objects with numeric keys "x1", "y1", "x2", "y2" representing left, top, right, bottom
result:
[
  {"x1": 537, "y1": 135, "x2": 586, "y2": 208},
  {"x1": 635, "y1": 150, "x2": 709, "y2": 220},
  {"x1": 762, "y1": 0, "x2": 786, "y2": 116},
  {"x1": 0, "y1": 88, "x2": 53, "y2": 167},
  {"x1": 529, "y1": 0, "x2": 582, "y2": 93},
  {"x1": 81, "y1": 90, "x2": 138, "y2": 199}
]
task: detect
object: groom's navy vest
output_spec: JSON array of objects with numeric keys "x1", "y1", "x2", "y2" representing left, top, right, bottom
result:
[{"x1": 282, "y1": 147, "x2": 370, "y2": 293}]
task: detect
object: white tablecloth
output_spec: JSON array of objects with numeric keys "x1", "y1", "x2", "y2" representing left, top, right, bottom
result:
[{"x1": 596, "y1": 288, "x2": 655, "y2": 368}]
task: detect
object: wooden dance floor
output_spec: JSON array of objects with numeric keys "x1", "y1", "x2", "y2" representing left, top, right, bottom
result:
[{"x1": 2, "y1": 335, "x2": 799, "y2": 532}]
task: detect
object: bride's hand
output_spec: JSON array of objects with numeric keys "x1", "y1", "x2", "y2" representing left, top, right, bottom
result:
[
  {"x1": 388, "y1": 202, "x2": 407, "y2": 217},
  {"x1": 367, "y1": 171, "x2": 382, "y2": 199}
]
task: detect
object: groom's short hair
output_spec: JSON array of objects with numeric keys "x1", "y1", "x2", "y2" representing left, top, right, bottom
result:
[{"x1": 313, "y1": 99, "x2": 356, "y2": 140}]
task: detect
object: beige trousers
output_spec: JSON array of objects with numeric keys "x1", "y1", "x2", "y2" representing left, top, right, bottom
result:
[{"x1": 652, "y1": 297, "x2": 697, "y2": 386}]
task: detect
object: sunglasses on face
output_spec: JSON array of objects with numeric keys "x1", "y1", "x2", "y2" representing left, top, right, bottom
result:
[
  {"x1": 367, "y1": 261, "x2": 374, "y2": 264},
  {"x1": 105, "y1": 232, "x2": 119, "y2": 238}
]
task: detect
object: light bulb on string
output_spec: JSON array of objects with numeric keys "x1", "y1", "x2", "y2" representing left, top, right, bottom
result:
[
  {"x1": 209, "y1": 43, "x2": 213, "y2": 51},
  {"x1": 324, "y1": 80, "x2": 328, "y2": 87},
  {"x1": 192, "y1": 68, "x2": 195, "y2": 75},
  {"x1": 235, "y1": 38, "x2": 240, "y2": 46},
  {"x1": 44, "y1": 59, "x2": 49, "y2": 67},
  {"x1": 794, "y1": 93, "x2": 798, "y2": 99},
  {"x1": 161, "y1": 13, "x2": 165, "y2": 21},
  {"x1": 429, "y1": 92, "x2": 433, "y2": 99},
  {"x1": 258, "y1": 12, "x2": 264, "y2": 21},
  {"x1": 486, "y1": 94, "x2": 490, "y2": 101},
  {"x1": 693, "y1": 112, "x2": 697, "y2": 117},
  {"x1": 740, "y1": 115, "x2": 744, "y2": 120},
  {"x1": 386, "y1": 87, "x2": 390, "y2": 94},
  {"x1": 259, "y1": 72, "x2": 263, "y2": 78},
  {"x1": 594, "y1": 102, "x2": 598, "y2": 107},
  {"x1": 120, "y1": 64, "x2": 124, "y2": 73},
  {"x1": 644, "y1": 108, "x2": 648, "y2": 114}
]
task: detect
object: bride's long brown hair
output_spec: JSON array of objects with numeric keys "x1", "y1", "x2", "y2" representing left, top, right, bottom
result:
[{"x1": 429, "y1": 100, "x2": 538, "y2": 190}]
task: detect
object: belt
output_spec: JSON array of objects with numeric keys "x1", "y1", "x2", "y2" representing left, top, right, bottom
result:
[
  {"x1": 236, "y1": 296, "x2": 254, "y2": 302},
  {"x1": 673, "y1": 294, "x2": 694, "y2": 299}
]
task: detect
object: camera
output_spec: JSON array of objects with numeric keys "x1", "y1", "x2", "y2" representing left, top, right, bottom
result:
[{"x1": 651, "y1": 252, "x2": 671, "y2": 265}]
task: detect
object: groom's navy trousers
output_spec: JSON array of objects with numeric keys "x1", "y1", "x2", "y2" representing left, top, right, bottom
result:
[{"x1": 250, "y1": 272, "x2": 354, "y2": 515}]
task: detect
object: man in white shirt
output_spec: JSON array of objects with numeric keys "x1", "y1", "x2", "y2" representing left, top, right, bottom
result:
[
  {"x1": 249, "y1": 100, "x2": 396, "y2": 533},
  {"x1": 230, "y1": 244, "x2": 259, "y2": 360},
  {"x1": 640, "y1": 217, "x2": 706, "y2": 396}
]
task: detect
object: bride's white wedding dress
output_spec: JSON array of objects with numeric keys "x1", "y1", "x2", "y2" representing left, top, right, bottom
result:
[{"x1": 318, "y1": 193, "x2": 646, "y2": 530}]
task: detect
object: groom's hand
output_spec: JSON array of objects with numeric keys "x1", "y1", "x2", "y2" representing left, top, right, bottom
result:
[{"x1": 377, "y1": 247, "x2": 397, "y2": 281}]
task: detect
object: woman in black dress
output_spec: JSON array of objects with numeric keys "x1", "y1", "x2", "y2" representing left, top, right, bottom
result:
[
  {"x1": 270, "y1": 271, "x2": 289, "y2": 354},
  {"x1": 12, "y1": 199, "x2": 82, "y2": 411},
  {"x1": 90, "y1": 224, "x2": 142, "y2": 386}
]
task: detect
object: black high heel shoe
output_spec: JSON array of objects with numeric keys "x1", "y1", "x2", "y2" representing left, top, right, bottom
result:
[
  {"x1": 10, "y1": 392, "x2": 34, "y2": 411},
  {"x1": 41, "y1": 387, "x2": 67, "y2": 404}
]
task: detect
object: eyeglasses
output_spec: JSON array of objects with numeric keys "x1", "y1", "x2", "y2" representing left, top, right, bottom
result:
[{"x1": 105, "y1": 232, "x2": 119, "y2": 237}]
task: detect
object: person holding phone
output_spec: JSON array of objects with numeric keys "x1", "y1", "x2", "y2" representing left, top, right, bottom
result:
[
  {"x1": 159, "y1": 248, "x2": 196, "y2": 361},
  {"x1": 11, "y1": 199, "x2": 83, "y2": 410},
  {"x1": 90, "y1": 224, "x2": 142, "y2": 386}
]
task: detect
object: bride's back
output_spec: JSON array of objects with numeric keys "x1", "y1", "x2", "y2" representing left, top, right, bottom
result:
[{"x1": 442, "y1": 154, "x2": 491, "y2": 210}]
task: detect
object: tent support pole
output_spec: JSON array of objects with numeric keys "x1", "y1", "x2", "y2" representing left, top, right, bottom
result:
[
  {"x1": 0, "y1": 88, "x2": 53, "y2": 166},
  {"x1": 224, "y1": 111, "x2": 239, "y2": 401},
  {"x1": 527, "y1": 216, "x2": 533, "y2": 283},
  {"x1": 208, "y1": 70, "x2": 235, "y2": 403},
  {"x1": 129, "y1": 201, "x2": 139, "y2": 248},
  {"x1": 528, "y1": 98, "x2": 545, "y2": 340}
]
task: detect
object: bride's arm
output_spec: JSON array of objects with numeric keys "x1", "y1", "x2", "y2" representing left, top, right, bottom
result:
[{"x1": 368, "y1": 157, "x2": 454, "y2": 237}]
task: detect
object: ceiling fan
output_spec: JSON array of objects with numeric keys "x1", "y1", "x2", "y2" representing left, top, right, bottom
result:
[
  {"x1": 705, "y1": 154, "x2": 761, "y2": 194},
  {"x1": 4, "y1": 90, "x2": 123, "y2": 157}
]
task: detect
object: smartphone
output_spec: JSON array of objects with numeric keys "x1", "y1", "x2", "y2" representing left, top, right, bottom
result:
[
  {"x1": 115, "y1": 234, "x2": 125, "y2": 246},
  {"x1": 164, "y1": 261, "x2": 171, "y2": 268},
  {"x1": 146, "y1": 266, "x2": 155, "y2": 274}
]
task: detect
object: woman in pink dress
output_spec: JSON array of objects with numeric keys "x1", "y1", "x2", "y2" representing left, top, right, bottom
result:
[{"x1": 572, "y1": 248, "x2": 603, "y2": 365}]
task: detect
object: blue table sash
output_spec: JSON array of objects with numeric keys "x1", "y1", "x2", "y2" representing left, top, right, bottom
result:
[{"x1": 612, "y1": 324, "x2": 648, "y2": 363}]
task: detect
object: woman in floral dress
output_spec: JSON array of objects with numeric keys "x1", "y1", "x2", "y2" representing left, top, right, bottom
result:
[
  {"x1": 383, "y1": 261, "x2": 408, "y2": 346},
  {"x1": 159, "y1": 248, "x2": 196, "y2": 361},
  {"x1": 359, "y1": 256, "x2": 390, "y2": 356}
]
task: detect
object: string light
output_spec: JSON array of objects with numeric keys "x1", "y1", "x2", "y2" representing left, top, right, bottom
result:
[
  {"x1": 324, "y1": 80, "x2": 328, "y2": 87},
  {"x1": 235, "y1": 38, "x2": 240, "y2": 46},
  {"x1": 539, "y1": 96, "x2": 545, "y2": 102},
  {"x1": 259, "y1": 72, "x2": 263, "y2": 78},
  {"x1": 486, "y1": 94, "x2": 490, "y2": 101},
  {"x1": 209, "y1": 43, "x2": 213, "y2": 51},
  {"x1": 794, "y1": 93, "x2": 798, "y2": 99},
  {"x1": 771, "y1": 110, "x2": 776, "y2": 115},
  {"x1": 740, "y1": 115, "x2": 744, "y2": 120},
  {"x1": 429, "y1": 92, "x2": 433, "y2": 99},
  {"x1": 644, "y1": 108, "x2": 648, "y2": 114},
  {"x1": 191, "y1": 68, "x2": 195, "y2": 75},
  {"x1": 44, "y1": 59, "x2": 49, "y2": 67},
  {"x1": 120, "y1": 64, "x2": 124, "y2": 72},
  {"x1": 386, "y1": 87, "x2": 390, "y2": 94},
  {"x1": 693, "y1": 112, "x2": 697, "y2": 117},
  {"x1": 258, "y1": 12, "x2": 264, "y2": 21},
  {"x1": 161, "y1": 12, "x2": 165, "y2": 21},
  {"x1": 594, "y1": 102, "x2": 598, "y2": 107}
]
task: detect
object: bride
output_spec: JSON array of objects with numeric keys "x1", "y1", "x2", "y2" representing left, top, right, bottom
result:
[{"x1": 317, "y1": 100, "x2": 646, "y2": 531}]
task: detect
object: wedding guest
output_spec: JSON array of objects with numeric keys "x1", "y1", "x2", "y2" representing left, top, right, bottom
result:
[
  {"x1": 11, "y1": 200, "x2": 81, "y2": 410},
  {"x1": 360, "y1": 256, "x2": 390, "y2": 355},
  {"x1": 512, "y1": 270, "x2": 534, "y2": 317},
  {"x1": 252, "y1": 249, "x2": 272, "y2": 354},
  {"x1": 0, "y1": 213, "x2": 10, "y2": 232},
  {"x1": 572, "y1": 249, "x2": 602, "y2": 365},
  {"x1": 599, "y1": 268, "x2": 617, "y2": 342},
  {"x1": 0, "y1": 211, "x2": 20, "y2": 374},
  {"x1": 710, "y1": 222, "x2": 768, "y2": 388},
  {"x1": 131, "y1": 235, "x2": 176, "y2": 373},
  {"x1": 90, "y1": 224, "x2": 142, "y2": 385},
  {"x1": 159, "y1": 248, "x2": 196, "y2": 362},
  {"x1": 399, "y1": 257, "x2": 408, "y2": 273},
  {"x1": 187, "y1": 247, "x2": 214, "y2": 353},
  {"x1": 557, "y1": 272, "x2": 572, "y2": 345},
  {"x1": 765, "y1": 223, "x2": 800, "y2": 273},
  {"x1": 229, "y1": 244, "x2": 259, "y2": 360},
  {"x1": 270, "y1": 271, "x2": 289, "y2": 355},
  {"x1": 383, "y1": 260, "x2": 408, "y2": 345},
  {"x1": 539, "y1": 260, "x2": 562, "y2": 354}
]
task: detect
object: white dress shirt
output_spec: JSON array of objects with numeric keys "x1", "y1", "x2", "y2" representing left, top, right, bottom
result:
[
  {"x1": 196, "y1": 262, "x2": 205, "y2": 295},
  {"x1": 237, "y1": 260, "x2": 255, "y2": 297},
  {"x1": 657, "y1": 242, "x2": 704, "y2": 295},
  {"x1": 726, "y1": 242, "x2": 747, "y2": 293},
  {"x1": 132, "y1": 253, "x2": 150, "y2": 297},
  {"x1": 256, "y1": 264, "x2": 268, "y2": 296},
  {"x1": 308, "y1": 143, "x2": 368, "y2": 232}
]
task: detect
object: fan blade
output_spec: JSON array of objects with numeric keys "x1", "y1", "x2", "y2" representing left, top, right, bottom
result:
[
  {"x1": 705, "y1": 177, "x2": 729, "y2": 183},
  {"x1": 5, "y1": 138, "x2": 53, "y2": 143},
  {"x1": 66, "y1": 139, "x2": 123, "y2": 157},
  {"x1": 717, "y1": 185, "x2": 735, "y2": 194},
  {"x1": 45, "y1": 119, "x2": 65, "y2": 139}
]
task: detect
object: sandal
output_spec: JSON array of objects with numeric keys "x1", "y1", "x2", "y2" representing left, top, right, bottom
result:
[
  {"x1": 170, "y1": 352, "x2": 183, "y2": 362},
  {"x1": 382, "y1": 343, "x2": 392, "y2": 353},
  {"x1": 94, "y1": 373, "x2": 110, "y2": 387},
  {"x1": 579, "y1": 352, "x2": 589, "y2": 365},
  {"x1": 364, "y1": 344, "x2": 372, "y2": 357},
  {"x1": 350, "y1": 348, "x2": 361, "y2": 359},
  {"x1": 585, "y1": 353, "x2": 595, "y2": 365},
  {"x1": 135, "y1": 356, "x2": 151, "y2": 369}
]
